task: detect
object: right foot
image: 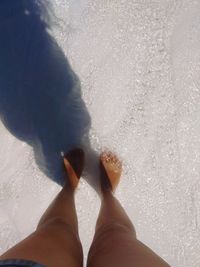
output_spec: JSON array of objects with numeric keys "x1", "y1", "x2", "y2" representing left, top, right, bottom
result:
[
  {"x1": 63, "y1": 148, "x2": 84, "y2": 190},
  {"x1": 100, "y1": 151, "x2": 122, "y2": 193}
]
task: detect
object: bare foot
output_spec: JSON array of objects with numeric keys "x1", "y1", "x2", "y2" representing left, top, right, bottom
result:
[
  {"x1": 63, "y1": 148, "x2": 84, "y2": 190},
  {"x1": 100, "y1": 151, "x2": 122, "y2": 193}
]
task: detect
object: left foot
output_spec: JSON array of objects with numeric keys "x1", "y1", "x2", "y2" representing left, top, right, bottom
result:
[{"x1": 63, "y1": 148, "x2": 84, "y2": 189}]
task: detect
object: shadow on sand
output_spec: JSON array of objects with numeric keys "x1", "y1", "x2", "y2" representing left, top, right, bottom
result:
[{"x1": 0, "y1": 0, "x2": 98, "y2": 187}]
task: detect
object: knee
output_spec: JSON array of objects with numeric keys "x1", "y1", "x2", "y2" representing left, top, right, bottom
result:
[
  {"x1": 95, "y1": 221, "x2": 136, "y2": 241},
  {"x1": 88, "y1": 222, "x2": 136, "y2": 264},
  {"x1": 37, "y1": 216, "x2": 77, "y2": 235},
  {"x1": 37, "y1": 217, "x2": 83, "y2": 256}
]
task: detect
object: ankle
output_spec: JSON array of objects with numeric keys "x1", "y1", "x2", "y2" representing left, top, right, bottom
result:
[
  {"x1": 100, "y1": 188, "x2": 113, "y2": 200},
  {"x1": 63, "y1": 182, "x2": 75, "y2": 193}
]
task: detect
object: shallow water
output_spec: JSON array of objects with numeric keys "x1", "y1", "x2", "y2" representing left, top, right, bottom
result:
[{"x1": 0, "y1": 1, "x2": 200, "y2": 266}]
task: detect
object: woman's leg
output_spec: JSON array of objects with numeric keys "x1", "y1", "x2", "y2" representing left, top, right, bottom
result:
[
  {"x1": 0, "y1": 149, "x2": 84, "y2": 267},
  {"x1": 87, "y1": 152, "x2": 170, "y2": 267}
]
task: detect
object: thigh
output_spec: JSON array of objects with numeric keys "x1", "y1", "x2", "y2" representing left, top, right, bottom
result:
[
  {"x1": 0, "y1": 219, "x2": 83, "y2": 267},
  {"x1": 87, "y1": 223, "x2": 170, "y2": 267}
]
